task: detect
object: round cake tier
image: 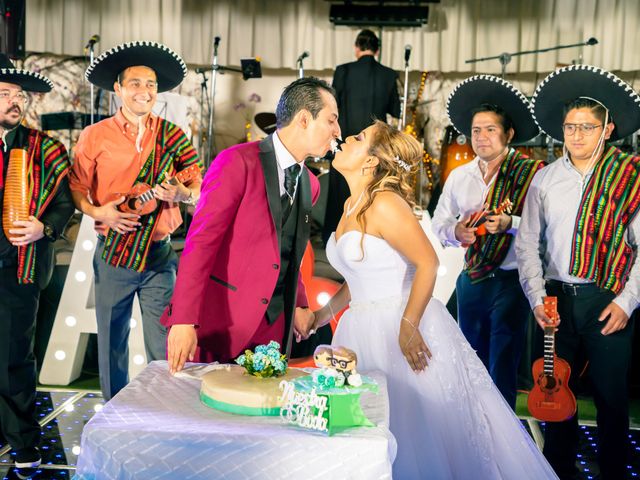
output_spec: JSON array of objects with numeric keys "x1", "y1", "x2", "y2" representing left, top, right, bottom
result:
[{"x1": 200, "y1": 365, "x2": 306, "y2": 416}]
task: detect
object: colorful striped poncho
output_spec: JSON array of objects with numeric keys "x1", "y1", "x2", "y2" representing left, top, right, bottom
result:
[
  {"x1": 465, "y1": 148, "x2": 545, "y2": 282},
  {"x1": 17, "y1": 129, "x2": 70, "y2": 284},
  {"x1": 570, "y1": 146, "x2": 640, "y2": 294},
  {"x1": 101, "y1": 118, "x2": 200, "y2": 272}
]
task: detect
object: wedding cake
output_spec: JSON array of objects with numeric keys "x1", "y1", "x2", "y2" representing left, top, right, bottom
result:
[{"x1": 200, "y1": 364, "x2": 306, "y2": 416}]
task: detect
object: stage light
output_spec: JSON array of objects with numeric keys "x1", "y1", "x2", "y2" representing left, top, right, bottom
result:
[
  {"x1": 317, "y1": 292, "x2": 331, "y2": 306},
  {"x1": 82, "y1": 240, "x2": 94, "y2": 251},
  {"x1": 437, "y1": 265, "x2": 448, "y2": 276},
  {"x1": 130, "y1": 317, "x2": 137, "y2": 329},
  {"x1": 75, "y1": 271, "x2": 87, "y2": 282},
  {"x1": 72, "y1": 445, "x2": 81, "y2": 456},
  {"x1": 94, "y1": 404, "x2": 103, "y2": 413},
  {"x1": 65, "y1": 404, "x2": 75, "y2": 412},
  {"x1": 65, "y1": 315, "x2": 77, "y2": 327},
  {"x1": 54, "y1": 350, "x2": 66, "y2": 360},
  {"x1": 133, "y1": 354, "x2": 145, "y2": 365}
]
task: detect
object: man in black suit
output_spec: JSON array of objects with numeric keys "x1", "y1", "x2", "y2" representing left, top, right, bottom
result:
[{"x1": 322, "y1": 29, "x2": 401, "y2": 244}]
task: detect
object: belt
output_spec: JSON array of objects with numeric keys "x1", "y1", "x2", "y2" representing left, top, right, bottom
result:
[
  {"x1": 0, "y1": 257, "x2": 17, "y2": 268},
  {"x1": 463, "y1": 268, "x2": 518, "y2": 279},
  {"x1": 546, "y1": 279, "x2": 599, "y2": 296}
]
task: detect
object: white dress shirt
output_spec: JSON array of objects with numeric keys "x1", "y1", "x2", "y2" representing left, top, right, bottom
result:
[
  {"x1": 432, "y1": 156, "x2": 520, "y2": 271},
  {"x1": 516, "y1": 153, "x2": 640, "y2": 316},
  {"x1": 272, "y1": 131, "x2": 303, "y2": 197}
]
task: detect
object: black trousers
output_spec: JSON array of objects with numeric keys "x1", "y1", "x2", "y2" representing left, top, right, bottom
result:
[
  {"x1": 0, "y1": 265, "x2": 41, "y2": 450},
  {"x1": 456, "y1": 269, "x2": 529, "y2": 409},
  {"x1": 543, "y1": 281, "x2": 632, "y2": 480}
]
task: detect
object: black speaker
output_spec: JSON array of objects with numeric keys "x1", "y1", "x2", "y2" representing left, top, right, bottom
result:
[
  {"x1": 0, "y1": 0, "x2": 25, "y2": 59},
  {"x1": 329, "y1": 4, "x2": 430, "y2": 27}
]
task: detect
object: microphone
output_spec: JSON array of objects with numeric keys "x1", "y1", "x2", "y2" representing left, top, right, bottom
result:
[
  {"x1": 297, "y1": 51, "x2": 310, "y2": 63},
  {"x1": 404, "y1": 45, "x2": 412, "y2": 64},
  {"x1": 84, "y1": 34, "x2": 100, "y2": 51},
  {"x1": 586, "y1": 37, "x2": 598, "y2": 46},
  {"x1": 213, "y1": 36, "x2": 221, "y2": 56}
]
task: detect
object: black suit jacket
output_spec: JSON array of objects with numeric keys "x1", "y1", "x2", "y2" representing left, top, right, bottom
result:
[
  {"x1": 333, "y1": 55, "x2": 401, "y2": 137},
  {"x1": 322, "y1": 55, "x2": 401, "y2": 244}
]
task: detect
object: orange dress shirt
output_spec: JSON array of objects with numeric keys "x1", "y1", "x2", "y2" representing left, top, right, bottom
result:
[{"x1": 69, "y1": 109, "x2": 201, "y2": 241}]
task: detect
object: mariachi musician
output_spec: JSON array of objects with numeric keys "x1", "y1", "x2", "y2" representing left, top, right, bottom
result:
[
  {"x1": 0, "y1": 54, "x2": 75, "y2": 468},
  {"x1": 70, "y1": 41, "x2": 203, "y2": 400},
  {"x1": 432, "y1": 75, "x2": 545, "y2": 409},
  {"x1": 518, "y1": 65, "x2": 640, "y2": 480}
]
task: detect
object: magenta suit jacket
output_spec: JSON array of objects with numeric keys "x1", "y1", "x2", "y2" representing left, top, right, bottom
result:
[{"x1": 161, "y1": 136, "x2": 320, "y2": 362}]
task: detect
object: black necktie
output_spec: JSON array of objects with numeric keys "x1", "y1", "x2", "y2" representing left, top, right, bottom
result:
[{"x1": 283, "y1": 163, "x2": 300, "y2": 203}]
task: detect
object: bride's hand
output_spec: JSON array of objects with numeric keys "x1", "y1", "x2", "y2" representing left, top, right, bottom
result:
[{"x1": 399, "y1": 319, "x2": 432, "y2": 372}]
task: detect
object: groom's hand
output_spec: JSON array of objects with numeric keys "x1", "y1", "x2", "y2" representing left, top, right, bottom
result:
[
  {"x1": 167, "y1": 324, "x2": 198, "y2": 374},
  {"x1": 293, "y1": 307, "x2": 315, "y2": 343}
]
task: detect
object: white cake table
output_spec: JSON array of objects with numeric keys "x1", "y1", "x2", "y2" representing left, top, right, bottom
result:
[{"x1": 75, "y1": 361, "x2": 396, "y2": 479}]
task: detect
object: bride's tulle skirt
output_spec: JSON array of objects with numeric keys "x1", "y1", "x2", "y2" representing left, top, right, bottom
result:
[{"x1": 333, "y1": 295, "x2": 558, "y2": 480}]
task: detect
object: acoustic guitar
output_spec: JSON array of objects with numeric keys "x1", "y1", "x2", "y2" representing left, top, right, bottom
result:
[
  {"x1": 461, "y1": 198, "x2": 513, "y2": 248},
  {"x1": 527, "y1": 296, "x2": 577, "y2": 422},
  {"x1": 116, "y1": 164, "x2": 201, "y2": 215}
]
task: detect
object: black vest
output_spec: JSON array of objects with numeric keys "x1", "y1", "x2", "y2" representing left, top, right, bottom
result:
[{"x1": 265, "y1": 190, "x2": 300, "y2": 323}]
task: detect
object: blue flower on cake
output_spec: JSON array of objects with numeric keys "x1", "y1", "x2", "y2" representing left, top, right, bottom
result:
[{"x1": 253, "y1": 352, "x2": 267, "y2": 371}]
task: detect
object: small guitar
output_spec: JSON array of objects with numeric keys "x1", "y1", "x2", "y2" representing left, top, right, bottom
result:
[
  {"x1": 116, "y1": 164, "x2": 201, "y2": 215},
  {"x1": 527, "y1": 296, "x2": 577, "y2": 422},
  {"x1": 461, "y1": 198, "x2": 513, "y2": 247}
]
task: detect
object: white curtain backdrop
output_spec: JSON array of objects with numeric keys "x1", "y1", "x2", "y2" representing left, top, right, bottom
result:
[{"x1": 26, "y1": 0, "x2": 640, "y2": 74}]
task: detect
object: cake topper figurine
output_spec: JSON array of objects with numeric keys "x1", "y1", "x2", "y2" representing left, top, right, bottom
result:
[{"x1": 313, "y1": 345, "x2": 334, "y2": 368}]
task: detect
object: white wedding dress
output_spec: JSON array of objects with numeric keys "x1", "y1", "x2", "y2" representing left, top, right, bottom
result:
[{"x1": 327, "y1": 231, "x2": 558, "y2": 480}]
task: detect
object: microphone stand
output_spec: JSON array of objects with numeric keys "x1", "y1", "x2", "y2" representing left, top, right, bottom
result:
[
  {"x1": 465, "y1": 38, "x2": 598, "y2": 78},
  {"x1": 87, "y1": 45, "x2": 96, "y2": 125},
  {"x1": 297, "y1": 57, "x2": 305, "y2": 79},
  {"x1": 400, "y1": 55, "x2": 410, "y2": 131},
  {"x1": 206, "y1": 40, "x2": 220, "y2": 168},
  {"x1": 197, "y1": 70, "x2": 210, "y2": 165}
]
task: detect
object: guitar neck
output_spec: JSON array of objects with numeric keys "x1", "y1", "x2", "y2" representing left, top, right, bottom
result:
[{"x1": 543, "y1": 326, "x2": 555, "y2": 376}]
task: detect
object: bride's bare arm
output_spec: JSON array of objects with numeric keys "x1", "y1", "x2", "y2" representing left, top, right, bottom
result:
[
  {"x1": 313, "y1": 282, "x2": 351, "y2": 329},
  {"x1": 369, "y1": 191, "x2": 438, "y2": 371}
]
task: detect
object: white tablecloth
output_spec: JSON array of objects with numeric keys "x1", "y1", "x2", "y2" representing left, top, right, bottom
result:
[{"x1": 75, "y1": 361, "x2": 396, "y2": 479}]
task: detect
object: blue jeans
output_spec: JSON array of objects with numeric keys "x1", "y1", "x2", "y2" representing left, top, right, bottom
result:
[
  {"x1": 93, "y1": 238, "x2": 176, "y2": 400},
  {"x1": 455, "y1": 269, "x2": 529, "y2": 409}
]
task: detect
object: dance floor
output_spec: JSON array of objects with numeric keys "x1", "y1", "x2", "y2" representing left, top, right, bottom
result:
[{"x1": 1, "y1": 389, "x2": 639, "y2": 479}]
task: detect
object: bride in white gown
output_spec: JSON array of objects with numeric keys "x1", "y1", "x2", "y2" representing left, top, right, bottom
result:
[{"x1": 310, "y1": 121, "x2": 557, "y2": 479}]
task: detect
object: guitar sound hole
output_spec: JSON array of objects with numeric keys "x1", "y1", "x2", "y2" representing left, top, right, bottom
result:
[{"x1": 543, "y1": 376, "x2": 557, "y2": 390}]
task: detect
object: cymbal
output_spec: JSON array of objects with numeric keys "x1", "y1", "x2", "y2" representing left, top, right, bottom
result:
[{"x1": 254, "y1": 112, "x2": 277, "y2": 135}]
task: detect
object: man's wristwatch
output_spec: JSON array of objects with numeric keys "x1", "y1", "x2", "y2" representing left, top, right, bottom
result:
[
  {"x1": 183, "y1": 190, "x2": 198, "y2": 205},
  {"x1": 42, "y1": 222, "x2": 57, "y2": 242}
]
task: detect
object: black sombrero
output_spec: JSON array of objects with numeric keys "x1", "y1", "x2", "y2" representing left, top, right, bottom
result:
[
  {"x1": 85, "y1": 41, "x2": 187, "y2": 92},
  {"x1": 531, "y1": 64, "x2": 640, "y2": 142},
  {"x1": 447, "y1": 75, "x2": 539, "y2": 143},
  {"x1": 0, "y1": 54, "x2": 52, "y2": 92}
]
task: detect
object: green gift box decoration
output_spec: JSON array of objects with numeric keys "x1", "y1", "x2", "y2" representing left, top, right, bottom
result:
[{"x1": 279, "y1": 374, "x2": 378, "y2": 435}]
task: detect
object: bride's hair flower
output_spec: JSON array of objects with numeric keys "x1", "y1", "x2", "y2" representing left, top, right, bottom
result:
[{"x1": 394, "y1": 155, "x2": 411, "y2": 172}]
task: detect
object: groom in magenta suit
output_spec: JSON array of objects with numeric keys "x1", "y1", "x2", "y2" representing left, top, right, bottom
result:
[{"x1": 163, "y1": 77, "x2": 341, "y2": 373}]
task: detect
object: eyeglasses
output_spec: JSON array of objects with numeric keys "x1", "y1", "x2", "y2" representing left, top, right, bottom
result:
[
  {"x1": 562, "y1": 123, "x2": 603, "y2": 136},
  {"x1": 330, "y1": 358, "x2": 351, "y2": 369},
  {"x1": 0, "y1": 90, "x2": 28, "y2": 103}
]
